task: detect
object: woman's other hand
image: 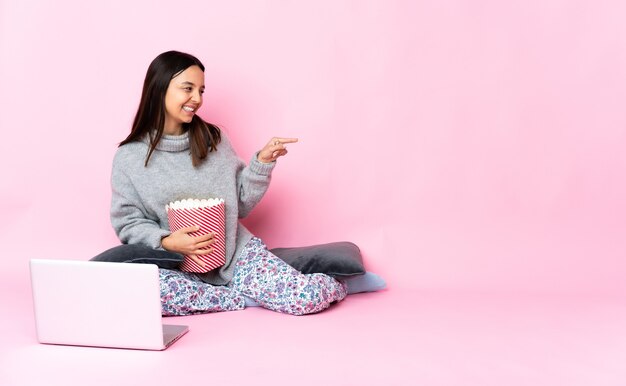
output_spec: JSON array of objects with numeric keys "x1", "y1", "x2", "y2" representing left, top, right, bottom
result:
[
  {"x1": 161, "y1": 226, "x2": 216, "y2": 268},
  {"x1": 257, "y1": 137, "x2": 298, "y2": 164}
]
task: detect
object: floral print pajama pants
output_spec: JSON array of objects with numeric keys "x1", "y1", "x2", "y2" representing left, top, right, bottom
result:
[{"x1": 159, "y1": 237, "x2": 347, "y2": 316}]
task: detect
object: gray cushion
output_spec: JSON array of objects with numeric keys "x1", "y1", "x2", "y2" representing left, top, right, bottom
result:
[
  {"x1": 270, "y1": 241, "x2": 365, "y2": 277},
  {"x1": 90, "y1": 244, "x2": 184, "y2": 269},
  {"x1": 91, "y1": 241, "x2": 366, "y2": 278}
]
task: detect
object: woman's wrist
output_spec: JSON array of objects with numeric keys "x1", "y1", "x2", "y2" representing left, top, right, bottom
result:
[
  {"x1": 251, "y1": 152, "x2": 276, "y2": 175},
  {"x1": 161, "y1": 234, "x2": 172, "y2": 251}
]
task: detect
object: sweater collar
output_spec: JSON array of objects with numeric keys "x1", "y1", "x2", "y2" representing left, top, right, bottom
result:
[{"x1": 144, "y1": 131, "x2": 190, "y2": 152}]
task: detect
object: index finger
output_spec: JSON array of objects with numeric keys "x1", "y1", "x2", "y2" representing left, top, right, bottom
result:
[{"x1": 274, "y1": 138, "x2": 299, "y2": 144}]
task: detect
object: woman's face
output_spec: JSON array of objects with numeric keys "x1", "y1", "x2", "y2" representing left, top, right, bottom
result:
[{"x1": 163, "y1": 65, "x2": 205, "y2": 135}]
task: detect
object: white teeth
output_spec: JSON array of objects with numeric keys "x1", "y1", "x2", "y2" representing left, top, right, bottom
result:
[{"x1": 183, "y1": 106, "x2": 195, "y2": 112}]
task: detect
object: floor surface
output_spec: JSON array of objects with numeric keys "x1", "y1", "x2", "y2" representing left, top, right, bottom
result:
[{"x1": 2, "y1": 276, "x2": 625, "y2": 386}]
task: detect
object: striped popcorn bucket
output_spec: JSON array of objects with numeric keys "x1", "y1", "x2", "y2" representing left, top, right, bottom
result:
[{"x1": 166, "y1": 198, "x2": 226, "y2": 273}]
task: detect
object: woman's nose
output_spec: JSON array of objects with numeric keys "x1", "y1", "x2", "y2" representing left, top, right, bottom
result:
[{"x1": 191, "y1": 90, "x2": 202, "y2": 103}]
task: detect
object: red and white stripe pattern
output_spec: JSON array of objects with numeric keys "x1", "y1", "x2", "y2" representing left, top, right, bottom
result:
[{"x1": 166, "y1": 199, "x2": 226, "y2": 273}]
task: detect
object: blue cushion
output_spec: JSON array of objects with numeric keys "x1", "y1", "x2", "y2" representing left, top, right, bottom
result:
[{"x1": 341, "y1": 272, "x2": 387, "y2": 294}]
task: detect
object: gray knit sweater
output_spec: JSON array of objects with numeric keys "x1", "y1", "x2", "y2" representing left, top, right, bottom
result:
[{"x1": 110, "y1": 130, "x2": 275, "y2": 285}]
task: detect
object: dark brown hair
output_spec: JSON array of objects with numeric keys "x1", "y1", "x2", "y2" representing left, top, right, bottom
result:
[{"x1": 120, "y1": 51, "x2": 221, "y2": 167}]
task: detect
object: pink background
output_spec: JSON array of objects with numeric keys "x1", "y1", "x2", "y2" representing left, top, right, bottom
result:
[
  {"x1": 2, "y1": 0, "x2": 625, "y2": 294},
  {"x1": 1, "y1": 1, "x2": 626, "y2": 385}
]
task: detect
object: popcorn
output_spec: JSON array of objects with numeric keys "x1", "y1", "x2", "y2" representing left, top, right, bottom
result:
[
  {"x1": 166, "y1": 198, "x2": 226, "y2": 273},
  {"x1": 166, "y1": 198, "x2": 224, "y2": 211}
]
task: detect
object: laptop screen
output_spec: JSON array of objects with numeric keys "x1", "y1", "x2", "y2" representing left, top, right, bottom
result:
[{"x1": 30, "y1": 259, "x2": 168, "y2": 350}]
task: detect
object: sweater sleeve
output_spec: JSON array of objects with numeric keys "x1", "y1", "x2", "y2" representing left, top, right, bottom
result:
[
  {"x1": 110, "y1": 153, "x2": 170, "y2": 249},
  {"x1": 222, "y1": 136, "x2": 275, "y2": 218}
]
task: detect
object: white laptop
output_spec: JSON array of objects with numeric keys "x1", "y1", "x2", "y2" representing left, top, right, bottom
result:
[{"x1": 29, "y1": 259, "x2": 188, "y2": 350}]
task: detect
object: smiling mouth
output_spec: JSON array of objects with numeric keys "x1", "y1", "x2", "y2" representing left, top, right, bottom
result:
[{"x1": 182, "y1": 105, "x2": 196, "y2": 112}]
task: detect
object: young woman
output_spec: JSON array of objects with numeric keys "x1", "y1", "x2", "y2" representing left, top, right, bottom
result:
[{"x1": 104, "y1": 51, "x2": 347, "y2": 316}]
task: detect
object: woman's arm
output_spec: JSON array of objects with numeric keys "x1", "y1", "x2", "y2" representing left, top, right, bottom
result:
[
  {"x1": 110, "y1": 158, "x2": 171, "y2": 249},
  {"x1": 235, "y1": 151, "x2": 275, "y2": 218},
  {"x1": 232, "y1": 136, "x2": 298, "y2": 218},
  {"x1": 111, "y1": 168, "x2": 216, "y2": 269}
]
